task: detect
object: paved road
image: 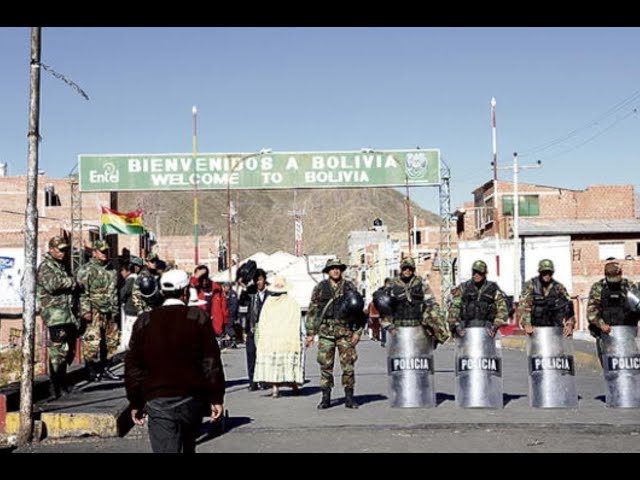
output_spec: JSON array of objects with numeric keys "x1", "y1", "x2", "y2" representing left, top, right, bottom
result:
[{"x1": 11, "y1": 334, "x2": 640, "y2": 453}]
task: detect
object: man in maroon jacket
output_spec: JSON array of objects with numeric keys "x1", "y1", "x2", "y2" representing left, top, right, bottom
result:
[{"x1": 125, "y1": 269, "x2": 225, "y2": 453}]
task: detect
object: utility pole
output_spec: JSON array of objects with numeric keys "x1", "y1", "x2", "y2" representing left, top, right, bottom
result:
[
  {"x1": 192, "y1": 106, "x2": 199, "y2": 265},
  {"x1": 287, "y1": 190, "x2": 305, "y2": 257},
  {"x1": 498, "y1": 153, "x2": 542, "y2": 302},
  {"x1": 405, "y1": 174, "x2": 413, "y2": 256},
  {"x1": 19, "y1": 26, "x2": 42, "y2": 445},
  {"x1": 491, "y1": 97, "x2": 501, "y2": 276}
]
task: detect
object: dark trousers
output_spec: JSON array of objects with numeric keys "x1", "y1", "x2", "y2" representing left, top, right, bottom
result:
[
  {"x1": 246, "y1": 333, "x2": 257, "y2": 386},
  {"x1": 145, "y1": 396, "x2": 205, "y2": 453}
]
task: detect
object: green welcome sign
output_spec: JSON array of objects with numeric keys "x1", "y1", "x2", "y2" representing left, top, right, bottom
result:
[{"x1": 78, "y1": 149, "x2": 440, "y2": 192}]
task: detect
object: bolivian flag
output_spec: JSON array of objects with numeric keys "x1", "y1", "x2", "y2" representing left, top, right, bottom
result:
[{"x1": 101, "y1": 206, "x2": 145, "y2": 235}]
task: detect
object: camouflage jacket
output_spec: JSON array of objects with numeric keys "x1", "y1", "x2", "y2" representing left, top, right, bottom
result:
[
  {"x1": 448, "y1": 279, "x2": 509, "y2": 328},
  {"x1": 131, "y1": 268, "x2": 162, "y2": 315},
  {"x1": 305, "y1": 278, "x2": 364, "y2": 337},
  {"x1": 518, "y1": 277, "x2": 574, "y2": 327},
  {"x1": 76, "y1": 258, "x2": 118, "y2": 317},
  {"x1": 381, "y1": 275, "x2": 450, "y2": 344},
  {"x1": 37, "y1": 253, "x2": 78, "y2": 327},
  {"x1": 587, "y1": 277, "x2": 638, "y2": 331}
]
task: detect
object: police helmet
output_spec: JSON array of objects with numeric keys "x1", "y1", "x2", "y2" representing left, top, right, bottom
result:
[
  {"x1": 472, "y1": 260, "x2": 488, "y2": 273},
  {"x1": 339, "y1": 289, "x2": 365, "y2": 317},
  {"x1": 373, "y1": 288, "x2": 396, "y2": 316},
  {"x1": 627, "y1": 286, "x2": 640, "y2": 313},
  {"x1": 236, "y1": 260, "x2": 258, "y2": 285},
  {"x1": 139, "y1": 275, "x2": 158, "y2": 298},
  {"x1": 538, "y1": 259, "x2": 555, "y2": 273}
]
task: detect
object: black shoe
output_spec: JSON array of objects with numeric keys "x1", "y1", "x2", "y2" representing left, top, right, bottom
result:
[
  {"x1": 317, "y1": 388, "x2": 331, "y2": 409},
  {"x1": 248, "y1": 383, "x2": 259, "y2": 391},
  {"x1": 345, "y1": 387, "x2": 359, "y2": 409},
  {"x1": 101, "y1": 369, "x2": 121, "y2": 381}
]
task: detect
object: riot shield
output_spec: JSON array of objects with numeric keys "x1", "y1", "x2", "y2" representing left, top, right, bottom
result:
[
  {"x1": 455, "y1": 326, "x2": 503, "y2": 408},
  {"x1": 601, "y1": 325, "x2": 640, "y2": 408},
  {"x1": 527, "y1": 326, "x2": 578, "y2": 408},
  {"x1": 387, "y1": 326, "x2": 436, "y2": 408}
]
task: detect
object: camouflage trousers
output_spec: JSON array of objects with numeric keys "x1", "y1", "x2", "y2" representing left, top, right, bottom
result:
[
  {"x1": 317, "y1": 323, "x2": 358, "y2": 389},
  {"x1": 47, "y1": 323, "x2": 78, "y2": 374},
  {"x1": 81, "y1": 311, "x2": 120, "y2": 363}
]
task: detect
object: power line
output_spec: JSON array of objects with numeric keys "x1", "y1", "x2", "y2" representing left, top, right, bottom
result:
[{"x1": 520, "y1": 88, "x2": 640, "y2": 157}]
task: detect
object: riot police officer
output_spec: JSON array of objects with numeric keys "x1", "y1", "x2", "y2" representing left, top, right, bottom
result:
[
  {"x1": 448, "y1": 259, "x2": 508, "y2": 408},
  {"x1": 76, "y1": 240, "x2": 120, "y2": 382},
  {"x1": 587, "y1": 261, "x2": 640, "y2": 364},
  {"x1": 448, "y1": 259, "x2": 509, "y2": 336},
  {"x1": 380, "y1": 257, "x2": 449, "y2": 344},
  {"x1": 519, "y1": 259, "x2": 575, "y2": 336},
  {"x1": 305, "y1": 258, "x2": 365, "y2": 409},
  {"x1": 518, "y1": 259, "x2": 578, "y2": 408},
  {"x1": 37, "y1": 236, "x2": 79, "y2": 397}
]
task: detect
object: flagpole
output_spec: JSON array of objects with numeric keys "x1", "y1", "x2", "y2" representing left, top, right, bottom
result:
[
  {"x1": 192, "y1": 105, "x2": 199, "y2": 265},
  {"x1": 491, "y1": 97, "x2": 500, "y2": 277}
]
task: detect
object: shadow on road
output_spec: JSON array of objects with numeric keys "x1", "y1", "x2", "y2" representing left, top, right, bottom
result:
[
  {"x1": 503, "y1": 393, "x2": 527, "y2": 406},
  {"x1": 196, "y1": 414, "x2": 252, "y2": 445},
  {"x1": 226, "y1": 378, "x2": 248, "y2": 388},
  {"x1": 436, "y1": 392, "x2": 456, "y2": 406}
]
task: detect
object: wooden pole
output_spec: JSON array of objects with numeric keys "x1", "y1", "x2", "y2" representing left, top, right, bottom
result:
[{"x1": 18, "y1": 26, "x2": 42, "y2": 445}]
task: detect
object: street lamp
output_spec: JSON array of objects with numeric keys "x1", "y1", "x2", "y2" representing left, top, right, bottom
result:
[
  {"x1": 226, "y1": 148, "x2": 272, "y2": 281},
  {"x1": 498, "y1": 153, "x2": 542, "y2": 301}
]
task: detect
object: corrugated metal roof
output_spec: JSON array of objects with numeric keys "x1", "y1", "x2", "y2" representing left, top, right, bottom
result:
[{"x1": 519, "y1": 218, "x2": 640, "y2": 236}]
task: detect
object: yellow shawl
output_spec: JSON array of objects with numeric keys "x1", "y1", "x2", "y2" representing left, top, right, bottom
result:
[{"x1": 256, "y1": 294, "x2": 302, "y2": 354}]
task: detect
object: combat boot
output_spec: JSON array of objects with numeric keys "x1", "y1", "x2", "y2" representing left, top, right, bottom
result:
[
  {"x1": 344, "y1": 387, "x2": 359, "y2": 409},
  {"x1": 317, "y1": 388, "x2": 331, "y2": 409}
]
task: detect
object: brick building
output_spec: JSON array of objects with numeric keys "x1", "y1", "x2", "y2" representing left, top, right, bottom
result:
[
  {"x1": 455, "y1": 180, "x2": 640, "y2": 307},
  {"x1": 0, "y1": 172, "x2": 223, "y2": 346},
  {"x1": 348, "y1": 218, "x2": 457, "y2": 303}
]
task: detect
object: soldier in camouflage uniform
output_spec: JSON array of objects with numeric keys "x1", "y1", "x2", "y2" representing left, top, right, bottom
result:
[
  {"x1": 37, "y1": 236, "x2": 79, "y2": 397},
  {"x1": 76, "y1": 240, "x2": 120, "y2": 381},
  {"x1": 131, "y1": 252, "x2": 163, "y2": 315},
  {"x1": 305, "y1": 258, "x2": 364, "y2": 409},
  {"x1": 518, "y1": 259, "x2": 575, "y2": 337},
  {"x1": 448, "y1": 260, "x2": 509, "y2": 337},
  {"x1": 380, "y1": 257, "x2": 450, "y2": 345},
  {"x1": 587, "y1": 261, "x2": 640, "y2": 366}
]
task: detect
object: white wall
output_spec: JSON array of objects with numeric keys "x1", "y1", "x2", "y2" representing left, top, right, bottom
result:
[{"x1": 458, "y1": 235, "x2": 572, "y2": 296}]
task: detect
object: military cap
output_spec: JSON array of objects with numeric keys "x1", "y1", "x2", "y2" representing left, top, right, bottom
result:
[
  {"x1": 322, "y1": 258, "x2": 347, "y2": 273},
  {"x1": 472, "y1": 259, "x2": 488, "y2": 273},
  {"x1": 92, "y1": 239, "x2": 109, "y2": 252},
  {"x1": 604, "y1": 261, "x2": 622, "y2": 282},
  {"x1": 48, "y1": 236, "x2": 69, "y2": 250},
  {"x1": 129, "y1": 256, "x2": 144, "y2": 267},
  {"x1": 538, "y1": 259, "x2": 555, "y2": 273},
  {"x1": 400, "y1": 257, "x2": 416, "y2": 270}
]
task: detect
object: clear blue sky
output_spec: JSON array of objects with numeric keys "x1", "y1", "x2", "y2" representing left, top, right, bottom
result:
[{"x1": 1, "y1": 27, "x2": 638, "y2": 214}]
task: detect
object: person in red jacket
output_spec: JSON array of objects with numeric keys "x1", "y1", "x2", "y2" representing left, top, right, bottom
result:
[{"x1": 190, "y1": 265, "x2": 229, "y2": 337}]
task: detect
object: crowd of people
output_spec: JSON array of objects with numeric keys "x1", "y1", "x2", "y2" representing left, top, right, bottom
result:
[{"x1": 36, "y1": 237, "x2": 639, "y2": 452}]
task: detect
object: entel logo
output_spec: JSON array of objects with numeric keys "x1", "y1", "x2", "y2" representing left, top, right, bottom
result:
[{"x1": 89, "y1": 162, "x2": 119, "y2": 183}]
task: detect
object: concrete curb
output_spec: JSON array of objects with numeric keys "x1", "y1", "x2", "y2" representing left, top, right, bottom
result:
[
  {"x1": 0, "y1": 352, "x2": 127, "y2": 437},
  {"x1": 500, "y1": 336, "x2": 602, "y2": 372}
]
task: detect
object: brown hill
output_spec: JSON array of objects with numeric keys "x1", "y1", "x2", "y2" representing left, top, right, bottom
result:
[{"x1": 119, "y1": 188, "x2": 441, "y2": 261}]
